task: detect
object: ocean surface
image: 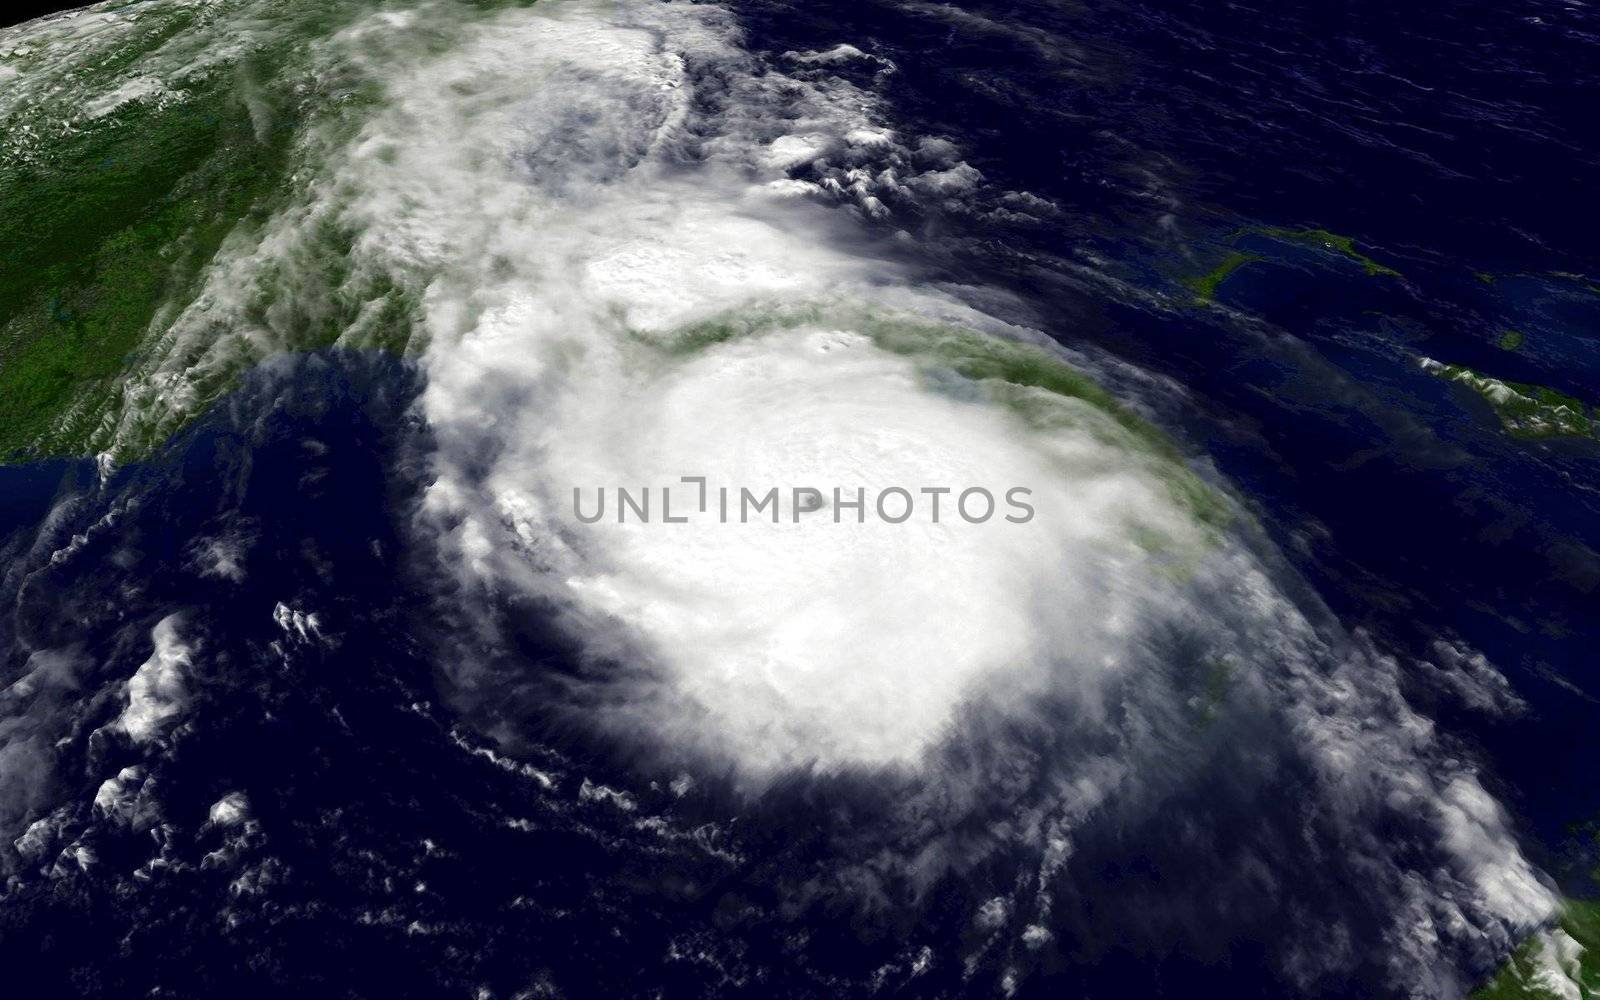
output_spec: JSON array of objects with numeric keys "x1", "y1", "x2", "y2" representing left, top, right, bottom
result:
[{"x1": 1, "y1": 1, "x2": 1597, "y2": 997}]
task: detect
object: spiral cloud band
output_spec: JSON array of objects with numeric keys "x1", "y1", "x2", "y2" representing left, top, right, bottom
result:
[{"x1": 0, "y1": 0, "x2": 1565, "y2": 994}]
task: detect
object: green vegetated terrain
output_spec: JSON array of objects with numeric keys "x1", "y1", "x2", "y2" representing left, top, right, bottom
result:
[
  {"x1": 1475, "y1": 900, "x2": 1600, "y2": 1000},
  {"x1": 1475, "y1": 270, "x2": 1600, "y2": 296},
  {"x1": 1181, "y1": 226, "x2": 1400, "y2": 303},
  {"x1": 1420, "y1": 358, "x2": 1597, "y2": 440},
  {"x1": 1470, "y1": 812, "x2": 1600, "y2": 999},
  {"x1": 1181, "y1": 251, "x2": 1261, "y2": 302},
  {"x1": 660, "y1": 304, "x2": 1235, "y2": 536},
  {"x1": 0, "y1": 0, "x2": 447, "y2": 464},
  {"x1": 0, "y1": 79, "x2": 297, "y2": 459},
  {"x1": 0, "y1": 1, "x2": 320, "y2": 462}
]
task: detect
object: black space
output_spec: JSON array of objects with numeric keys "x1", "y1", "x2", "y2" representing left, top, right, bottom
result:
[{"x1": 6, "y1": 1, "x2": 85, "y2": 29}]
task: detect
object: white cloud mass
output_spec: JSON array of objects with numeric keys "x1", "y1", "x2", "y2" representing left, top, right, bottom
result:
[{"x1": 0, "y1": 0, "x2": 1563, "y2": 993}]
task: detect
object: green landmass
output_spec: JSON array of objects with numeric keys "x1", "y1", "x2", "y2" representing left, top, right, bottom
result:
[
  {"x1": 868, "y1": 315, "x2": 1237, "y2": 540},
  {"x1": 1253, "y1": 227, "x2": 1401, "y2": 278},
  {"x1": 1420, "y1": 358, "x2": 1597, "y2": 439},
  {"x1": 1187, "y1": 657, "x2": 1232, "y2": 725},
  {"x1": 671, "y1": 305, "x2": 1235, "y2": 532},
  {"x1": 0, "y1": 0, "x2": 499, "y2": 464},
  {"x1": 657, "y1": 304, "x2": 822, "y2": 357},
  {"x1": 1470, "y1": 271, "x2": 1600, "y2": 296},
  {"x1": 1471, "y1": 901, "x2": 1600, "y2": 999},
  {"x1": 1499, "y1": 330, "x2": 1526, "y2": 351},
  {"x1": 0, "y1": 1, "x2": 330, "y2": 461},
  {"x1": 1550, "y1": 272, "x2": 1600, "y2": 296},
  {"x1": 1180, "y1": 226, "x2": 1400, "y2": 303},
  {"x1": 1472, "y1": 819, "x2": 1600, "y2": 999},
  {"x1": 0, "y1": 80, "x2": 299, "y2": 459},
  {"x1": 1182, "y1": 252, "x2": 1261, "y2": 303}
]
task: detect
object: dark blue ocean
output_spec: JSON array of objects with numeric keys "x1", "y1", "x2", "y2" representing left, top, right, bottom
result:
[{"x1": 2, "y1": 1, "x2": 1597, "y2": 997}]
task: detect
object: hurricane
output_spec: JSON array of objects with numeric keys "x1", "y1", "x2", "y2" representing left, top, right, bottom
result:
[{"x1": 2, "y1": 0, "x2": 1597, "y2": 997}]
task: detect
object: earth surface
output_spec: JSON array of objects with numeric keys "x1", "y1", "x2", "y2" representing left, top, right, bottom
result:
[{"x1": 2, "y1": 1, "x2": 1599, "y2": 998}]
